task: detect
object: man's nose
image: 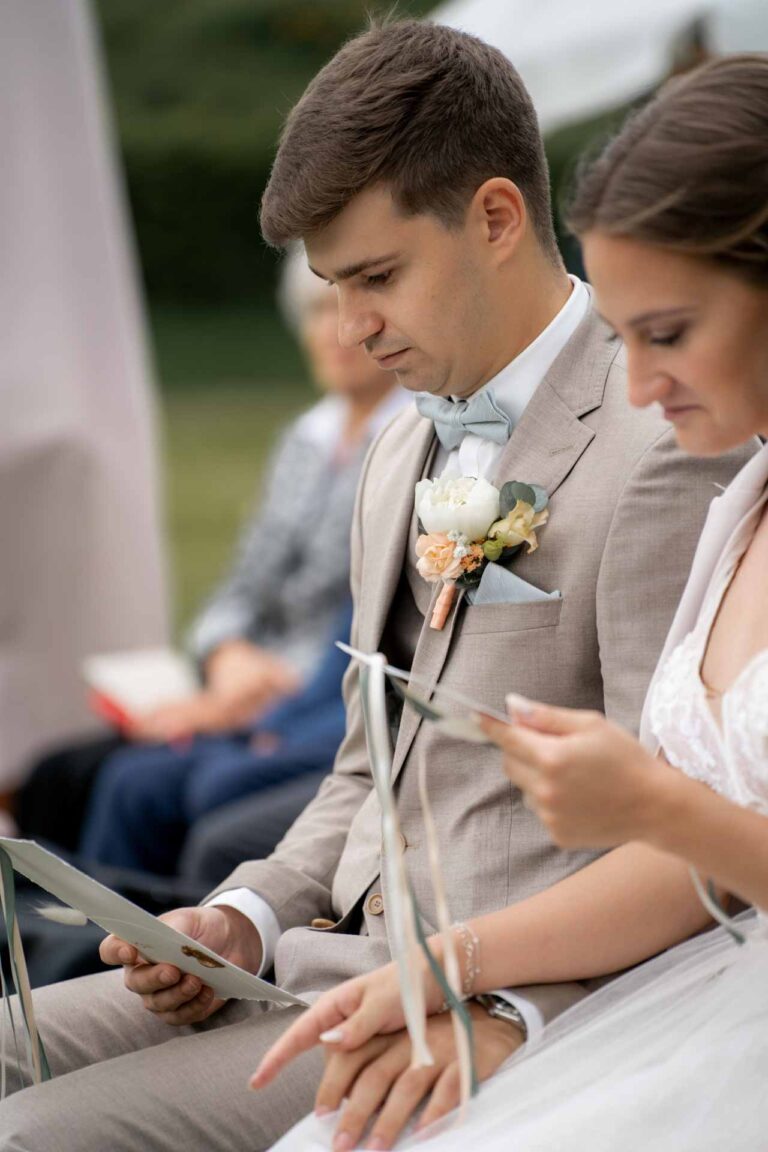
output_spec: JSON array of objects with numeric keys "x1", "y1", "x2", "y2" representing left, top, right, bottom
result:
[{"x1": 336, "y1": 295, "x2": 383, "y2": 349}]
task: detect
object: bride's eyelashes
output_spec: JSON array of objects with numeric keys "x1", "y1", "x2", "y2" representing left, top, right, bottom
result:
[{"x1": 648, "y1": 327, "x2": 687, "y2": 347}]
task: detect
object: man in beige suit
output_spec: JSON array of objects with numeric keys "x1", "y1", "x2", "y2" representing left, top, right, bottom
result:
[{"x1": 1, "y1": 20, "x2": 754, "y2": 1152}]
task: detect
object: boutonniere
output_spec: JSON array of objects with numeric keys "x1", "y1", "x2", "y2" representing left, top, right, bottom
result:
[{"x1": 414, "y1": 474, "x2": 549, "y2": 629}]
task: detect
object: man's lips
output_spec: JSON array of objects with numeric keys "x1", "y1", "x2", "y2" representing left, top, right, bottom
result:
[{"x1": 372, "y1": 348, "x2": 410, "y2": 367}]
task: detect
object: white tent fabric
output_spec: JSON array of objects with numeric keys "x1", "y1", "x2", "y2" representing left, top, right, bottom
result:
[
  {"x1": 0, "y1": 0, "x2": 169, "y2": 788},
  {"x1": 431, "y1": 0, "x2": 768, "y2": 135}
]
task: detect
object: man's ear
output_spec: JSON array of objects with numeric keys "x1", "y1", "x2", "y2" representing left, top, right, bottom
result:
[{"x1": 469, "y1": 178, "x2": 527, "y2": 264}]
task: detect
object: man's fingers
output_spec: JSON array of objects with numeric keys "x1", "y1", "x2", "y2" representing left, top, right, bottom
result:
[
  {"x1": 138, "y1": 973, "x2": 205, "y2": 1013},
  {"x1": 316, "y1": 1037, "x2": 392, "y2": 1118},
  {"x1": 124, "y1": 962, "x2": 185, "y2": 997},
  {"x1": 99, "y1": 934, "x2": 139, "y2": 967},
  {"x1": 148, "y1": 987, "x2": 221, "y2": 1027},
  {"x1": 328, "y1": 1042, "x2": 419, "y2": 1152},
  {"x1": 415, "y1": 1063, "x2": 461, "y2": 1133},
  {"x1": 364, "y1": 1063, "x2": 438, "y2": 1150}
]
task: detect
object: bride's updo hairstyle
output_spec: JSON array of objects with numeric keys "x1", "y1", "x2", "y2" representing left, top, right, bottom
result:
[{"x1": 568, "y1": 54, "x2": 768, "y2": 285}]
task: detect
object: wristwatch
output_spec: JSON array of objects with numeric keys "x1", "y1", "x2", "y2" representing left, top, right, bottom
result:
[{"x1": 475, "y1": 993, "x2": 528, "y2": 1042}]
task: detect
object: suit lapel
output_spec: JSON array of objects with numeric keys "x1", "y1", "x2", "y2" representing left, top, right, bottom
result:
[
  {"x1": 492, "y1": 306, "x2": 617, "y2": 494},
  {"x1": 357, "y1": 413, "x2": 437, "y2": 651},
  {"x1": 390, "y1": 308, "x2": 620, "y2": 783}
]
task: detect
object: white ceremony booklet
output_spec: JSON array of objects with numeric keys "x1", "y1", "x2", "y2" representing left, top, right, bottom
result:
[{"x1": 0, "y1": 838, "x2": 305, "y2": 1007}]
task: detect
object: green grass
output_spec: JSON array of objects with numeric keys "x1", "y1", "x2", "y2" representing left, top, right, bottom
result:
[{"x1": 150, "y1": 304, "x2": 314, "y2": 633}]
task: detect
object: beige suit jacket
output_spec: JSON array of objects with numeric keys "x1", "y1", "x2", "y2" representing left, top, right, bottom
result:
[{"x1": 211, "y1": 308, "x2": 754, "y2": 1021}]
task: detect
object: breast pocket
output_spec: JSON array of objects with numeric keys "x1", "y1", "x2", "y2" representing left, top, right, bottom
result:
[{"x1": 460, "y1": 595, "x2": 563, "y2": 635}]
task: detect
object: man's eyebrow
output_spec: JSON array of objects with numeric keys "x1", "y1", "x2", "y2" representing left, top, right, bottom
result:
[
  {"x1": 627, "y1": 306, "x2": 696, "y2": 329},
  {"x1": 308, "y1": 252, "x2": 401, "y2": 283}
]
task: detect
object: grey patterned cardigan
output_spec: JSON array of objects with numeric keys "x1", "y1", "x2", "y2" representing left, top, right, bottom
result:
[{"x1": 189, "y1": 390, "x2": 409, "y2": 679}]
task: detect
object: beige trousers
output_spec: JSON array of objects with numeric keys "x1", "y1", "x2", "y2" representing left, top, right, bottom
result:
[{"x1": 0, "y1": 969, "x2": 321, "y2": 1151}]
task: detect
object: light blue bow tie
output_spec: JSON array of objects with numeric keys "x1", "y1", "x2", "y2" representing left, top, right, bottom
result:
[{"x1": 415, "y1": 389, "x2": 513, "y2": 451}]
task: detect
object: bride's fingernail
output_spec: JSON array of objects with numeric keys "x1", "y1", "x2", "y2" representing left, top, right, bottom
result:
[
  {"x1": 506, "y1": 692, "x2": 533, "y2": 716},
  {"x1": 319, "y1": 1028, "x2": 344, "y2": 1044},
  {"x1": 315, "y1": 1105, "x2": 331, "y2": 1117}
]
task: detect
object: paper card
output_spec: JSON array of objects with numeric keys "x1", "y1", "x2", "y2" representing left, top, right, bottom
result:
[
  {"x1": 0, "y1": 839, "x2": 305, "y2": 1007},
  {"x1": 337, "y1": 642, "x2": 512, "y2": 745}
]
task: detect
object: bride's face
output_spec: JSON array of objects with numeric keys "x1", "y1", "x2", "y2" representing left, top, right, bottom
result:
[{"x1": 582, "y1": 232, "x2": 768, "y2": 456}]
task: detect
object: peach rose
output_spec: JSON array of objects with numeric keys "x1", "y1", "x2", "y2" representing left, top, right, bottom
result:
[{"x1": 415, "y1": 532, "x2": 464, "y2": 583}]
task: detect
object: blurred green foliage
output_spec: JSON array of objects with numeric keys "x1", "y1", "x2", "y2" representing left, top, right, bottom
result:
[{"x1": 97, "y1": 0, "x2": 435, "y2": 304}]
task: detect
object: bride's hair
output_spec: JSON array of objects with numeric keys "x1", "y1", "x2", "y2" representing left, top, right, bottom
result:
[{"x1": 568, "y1": 54, "x2": 768, "y2": 285}]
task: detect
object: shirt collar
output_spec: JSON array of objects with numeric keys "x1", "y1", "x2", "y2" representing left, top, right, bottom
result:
[{"x1": 470, "y1": 275, "x2": 590, "y2": 426}]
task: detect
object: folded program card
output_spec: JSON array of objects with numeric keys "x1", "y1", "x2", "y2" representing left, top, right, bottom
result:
[
  {"x1": 337, "y1": 642, "x2": 511, "y2": 745},
  {"x1": 0, "y1": 839, "x2": 305, "y2": 1007}
]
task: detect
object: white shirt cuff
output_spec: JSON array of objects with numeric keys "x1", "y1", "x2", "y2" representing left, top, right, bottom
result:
[
  {"x1": 205, "y1": 888, "x2": 281, "y2": 977},
  {"x1": 489, "y1": 988, "x2": 545, "y2": 1050}
]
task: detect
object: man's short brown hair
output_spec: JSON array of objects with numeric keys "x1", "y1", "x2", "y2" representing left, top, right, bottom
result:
[{"x1": 260, "y1": 20, "x2": 558, "y2": 260}]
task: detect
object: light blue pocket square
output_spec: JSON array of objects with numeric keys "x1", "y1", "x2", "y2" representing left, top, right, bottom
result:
[{"x1": 466, "y1": 563, "x2": 561, "y2": 606}]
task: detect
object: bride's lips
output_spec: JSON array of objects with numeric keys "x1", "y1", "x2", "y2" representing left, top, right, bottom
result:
[{"x1": 662, "y1": 405, "x2": 701, "y2": 421}]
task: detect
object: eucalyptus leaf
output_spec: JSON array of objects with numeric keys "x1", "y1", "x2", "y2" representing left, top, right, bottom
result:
[
  {"x1": 499, "y1": 481, "x2": 536, "y2": 517},
  {"x1": 529, "y1": 484, "x2": 549, "y2": 513}
]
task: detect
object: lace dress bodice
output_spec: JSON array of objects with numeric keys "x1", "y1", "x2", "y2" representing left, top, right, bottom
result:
[{"x1": 649, "y1": 526, "x2": 768, "y2": 816}]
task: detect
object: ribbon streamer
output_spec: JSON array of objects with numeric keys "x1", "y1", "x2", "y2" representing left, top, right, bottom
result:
[
  {"x1": 0, "y1": 846, "x2": 51, "y2": 1097},
  {"x1": 358, "y1": 657, "x2": 478, "y2": 1105}
]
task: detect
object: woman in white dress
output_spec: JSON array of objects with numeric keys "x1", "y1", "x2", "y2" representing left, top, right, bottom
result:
[{"x1": 257, "y1": 54, "x2": 768, "y2": 1151}]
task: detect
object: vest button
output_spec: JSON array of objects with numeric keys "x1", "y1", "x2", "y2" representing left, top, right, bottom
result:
[
  {"x1": 366, "y1": 893, "x2": 385, "y2": 916},
  {"x1": 310, "y1": 918, "x2": 335, "y2": 930}
]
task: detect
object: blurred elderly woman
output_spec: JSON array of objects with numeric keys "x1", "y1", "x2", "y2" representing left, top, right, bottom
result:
[{"x1": 17, "y1": 248, "x2": 408, "y2": 872}]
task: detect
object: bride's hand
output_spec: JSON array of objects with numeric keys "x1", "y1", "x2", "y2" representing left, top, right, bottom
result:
[
  {"x1": 480, "y1": 699, "x2": 676, "y2": 848},
  {"x1": 251, "y1": 961, "x2": 437, "y2": 1090}
]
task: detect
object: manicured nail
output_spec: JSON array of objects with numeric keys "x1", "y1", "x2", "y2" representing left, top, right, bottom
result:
[
  {"x1": 506, "y1": 692, "x2": 533, "y2": 716},
  {"x1": 334, "y1": 1132, "x2": 354, "y2": 1152},
  {"x1": 320, "y1": 1028, "x2": 344, "y2": 1044},
  {"x1": 367, "y1": 1138, "x2": 388, "y2": 1150},
  {"x1": 160, "y1": 969, "x2": 176, "y2": 985},
  {"x1": 314, "y1": 1105, "x2": 331, "y2": 1117},
  {"x1": 118, "y1": 947, "x2": 133, "y2": 963}
]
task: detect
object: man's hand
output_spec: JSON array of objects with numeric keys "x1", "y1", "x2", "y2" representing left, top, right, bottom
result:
[
  {"x1": 301, "y1": 1003, "x2": 523, "y2": 1151},
  {"x1": 480, "y1": 698, "x2": 676, "y2": 848},
  {"x1": 99, "y1": 905, "x2": 263, "y2": 1026}
]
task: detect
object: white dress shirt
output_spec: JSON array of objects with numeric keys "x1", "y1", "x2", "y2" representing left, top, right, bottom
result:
[{"x1": 210, "y1": 278, "x2": 591, "y2": 1040}]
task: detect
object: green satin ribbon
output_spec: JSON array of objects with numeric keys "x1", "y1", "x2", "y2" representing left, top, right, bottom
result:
[
  {"x1": 0, "y1": 846, "x2": 51, "y2": 1092},
  {"x1": 359, "y1": 665, "x2": 479, "y2": 1097}
]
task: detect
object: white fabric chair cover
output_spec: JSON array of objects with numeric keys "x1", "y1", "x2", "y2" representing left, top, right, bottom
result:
[{"x1": 0, "y1": 0, "x2": 168, "y2": 788}]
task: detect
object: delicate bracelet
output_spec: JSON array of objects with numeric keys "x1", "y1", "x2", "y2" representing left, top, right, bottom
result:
[
  {"x1": 452, "y1": 921, "x2": 481, "y2": 998},
  {"x1": 438, "y1": 921, "x2": 481, "y2": 1011}
]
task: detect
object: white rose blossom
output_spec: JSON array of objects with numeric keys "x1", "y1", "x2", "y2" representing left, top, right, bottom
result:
[{"x1": 414, "y1": 474, "x2": 501, "y2": 542}]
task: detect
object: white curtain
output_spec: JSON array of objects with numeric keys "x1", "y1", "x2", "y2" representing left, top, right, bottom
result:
[
  {"x1": 431, "y1": 0, "x2": 768, "y2": 135},
  {"x1": 0, "y1": 0, "x2": 169, "y2": 788}
]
